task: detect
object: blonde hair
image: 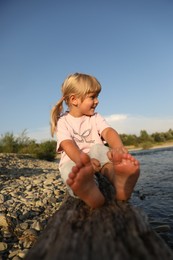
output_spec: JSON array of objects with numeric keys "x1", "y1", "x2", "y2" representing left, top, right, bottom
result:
[{"x1": 50, "y1": 73, "x2": 101, "y2": 136}]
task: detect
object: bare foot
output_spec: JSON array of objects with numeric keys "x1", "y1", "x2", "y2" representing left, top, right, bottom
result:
[
  {"x1": 103, "y1": 150, "x2": 140, "y2": 201},
  {"x1": 66, "y1": 153, "x2": 105, "y2": 208}
]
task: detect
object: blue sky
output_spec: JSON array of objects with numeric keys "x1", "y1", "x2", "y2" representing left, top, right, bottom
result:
[{"x1": 1, "y1": 0, "x2": 173, "y2": 142}]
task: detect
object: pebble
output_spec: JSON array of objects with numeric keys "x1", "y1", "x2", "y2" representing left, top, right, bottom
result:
[
  {"x1": 0, "y1": 153, "x2": 66, "y2": 259},
  {"x1": 0, "y1": 242, "x2": 8, "y2": 251}
]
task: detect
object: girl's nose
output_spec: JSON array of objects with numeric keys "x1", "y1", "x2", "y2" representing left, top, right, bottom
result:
[{"x1": 95, "y1": 97, "x2": 99, "y2": 104}]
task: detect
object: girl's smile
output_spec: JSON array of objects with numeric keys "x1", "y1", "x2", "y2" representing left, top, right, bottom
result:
[{"x1": 69, "y1": 92, "x2": 99, "y2": 117}]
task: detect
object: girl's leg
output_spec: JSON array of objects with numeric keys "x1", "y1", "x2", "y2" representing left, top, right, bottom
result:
[{"x1": 101, "y1": 151, "x2": 140, "y2": 201}]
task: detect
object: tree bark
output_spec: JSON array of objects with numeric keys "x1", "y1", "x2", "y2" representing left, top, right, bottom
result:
[{"x1": 25, "y1": 175, "x2": 173, "y2": 260}]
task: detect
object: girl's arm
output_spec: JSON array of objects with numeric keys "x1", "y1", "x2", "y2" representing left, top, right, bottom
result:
[
  {"x1": 60, "y1": 140, "x2": 82, "y2": 164},
  {"x1": 101, "y1": 127, "x2": 127, "y2": 151}
]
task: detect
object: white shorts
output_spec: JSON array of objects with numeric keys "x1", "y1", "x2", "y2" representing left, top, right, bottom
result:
[{"x1": 59, "y1": 144, "x2": 111, "y2": 197}]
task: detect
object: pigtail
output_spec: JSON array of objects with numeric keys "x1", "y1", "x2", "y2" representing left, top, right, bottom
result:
[{"x1": 50, "y1": 97, "x2": 64, "y2": 137}]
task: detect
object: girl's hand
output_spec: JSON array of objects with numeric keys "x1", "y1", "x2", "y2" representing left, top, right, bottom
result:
[{"x1": 107, "y1": 146, "x2": 128, "y2": 162}]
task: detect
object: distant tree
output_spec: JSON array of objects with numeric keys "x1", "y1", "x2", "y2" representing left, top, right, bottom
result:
[
  {"x1": 16, "y1": 129, "x2": 36, "y2": 152},
  {"x1": 1, "y1": 128, "x2": 173, "y2": 156},
  {"x1": 139, "y1": 130, "x2": 153, "y2": 143},
  {"x1": 120, "y1": 134, "x2": 138, "y2": 146},
  {"x1": 16, "y1": 129, "x2": 30, "y2": 145},
  {"x1": 141, "y1": 141, "x2": 153, "y2": 150},
  {"x1": 35, "y1": 140, "x2": 57, "y2": 161},
  {"x1": 19, "y1": 140, "x2": 38, "y2": 155},
  {"x1": 0, "y1": 132, "x2": 18, "y2": 153},
  {"x1": 164, "y1": 129, "x2": 173, "y2": 141},
  {"x1": 152, "y1": 132, "x2": 165, "y2": 143}
]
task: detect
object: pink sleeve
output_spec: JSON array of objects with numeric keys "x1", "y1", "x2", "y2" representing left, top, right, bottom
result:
[
  {"x1": 56, "y1": 117, "x2": 72, "y2": 152},
  {"x1": 95, "y1": 113, "x2": 110, "y2": 135}
]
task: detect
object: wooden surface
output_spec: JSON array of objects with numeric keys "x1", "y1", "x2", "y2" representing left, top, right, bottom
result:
[{"x1": 25, "y1": 175, "x2": 173, "y2": 260}]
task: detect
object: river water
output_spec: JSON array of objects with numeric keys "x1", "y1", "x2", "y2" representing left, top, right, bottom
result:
[{"x1": 130, "y1": 147, "x2": 173, "y2": 250}]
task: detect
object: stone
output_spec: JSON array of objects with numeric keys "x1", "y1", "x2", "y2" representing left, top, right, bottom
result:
[
  {"x1": 0, "y1": 242, "x2": 8, "y2": 251},
  {"x1": 0, "y1": 153, "x2": 66, "y2": 259}
]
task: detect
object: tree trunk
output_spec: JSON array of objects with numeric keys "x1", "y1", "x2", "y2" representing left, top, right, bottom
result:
[{"x1": 25, "y1": 174, "x2": 173, "y2": 260}]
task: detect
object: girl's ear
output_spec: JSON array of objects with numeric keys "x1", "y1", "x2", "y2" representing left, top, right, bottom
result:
[{"x1": 70, "y1": 94, "x2": 78, "y2": 106}]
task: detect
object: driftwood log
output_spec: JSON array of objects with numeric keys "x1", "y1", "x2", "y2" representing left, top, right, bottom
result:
[{"x1": 25, "y1": 174, "x2": 173, "y2": 260}]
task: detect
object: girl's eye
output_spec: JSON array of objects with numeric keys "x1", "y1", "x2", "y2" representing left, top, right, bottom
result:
[
  {"x1": 87, "y1": 93, "x2": 98, "y2": 100},
  {"x1": 91, "y1": 95, "x2": 97, "y2": 99}
]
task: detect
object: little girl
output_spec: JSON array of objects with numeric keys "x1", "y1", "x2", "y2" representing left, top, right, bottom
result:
[{"x1": 51, "y1": 73, "x2": 140, "y2": 208}]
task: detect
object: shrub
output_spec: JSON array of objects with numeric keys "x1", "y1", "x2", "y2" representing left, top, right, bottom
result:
[
  {"x1": 34, "y1": 140, "x2": 57, "y2": 161},
  {"x1": 19, "y1": 141, "x2": 38, "y2": 155},
  {"x1": 141, "y1": 141, "x2": 153, "y2": 150},
  {"x1": 0, "y1": 132, "x2": 18, "y2": 153}
]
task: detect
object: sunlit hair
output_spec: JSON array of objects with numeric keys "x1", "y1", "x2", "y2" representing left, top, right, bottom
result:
[{"x1": 50, "y1": 73, "x2": 101, "y2": 136}]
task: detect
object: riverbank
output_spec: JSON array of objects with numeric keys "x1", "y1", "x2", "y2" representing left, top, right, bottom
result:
[
  {"x1": 126, "y1": 141, "x2": 173, "y2": 152},
  {"x1": 0, "y1": 153, "x2": 66, "y2": 259}
]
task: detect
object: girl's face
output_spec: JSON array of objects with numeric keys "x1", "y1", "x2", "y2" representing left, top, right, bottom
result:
[{"x1": 77, "y1": 92, "x2": 99, "y2": 116}]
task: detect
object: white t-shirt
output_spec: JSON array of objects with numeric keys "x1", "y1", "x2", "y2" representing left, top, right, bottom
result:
[{"x1": 56, "y1": 112, "x2": 110, "y2": 167}]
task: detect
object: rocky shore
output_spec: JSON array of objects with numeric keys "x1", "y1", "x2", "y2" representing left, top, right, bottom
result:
[{"x1": 0, "y1": 153, "x2": 66, "y2": 260}]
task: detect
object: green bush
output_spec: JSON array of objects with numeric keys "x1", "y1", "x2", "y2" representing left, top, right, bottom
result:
[
  {"x1": 0, "y1": 132, "x2": 18, "y2": 153},
  {"x1": 120, "y1": 134, "x2": 138, "y2": 146},
  {"x1": 19, "y1": 141, "x2": 38, "y2": 155},
  {"x1": 34, "y1": 140, "x2": 57, "y2": 161},
  {"x1": 141, "y1": 141, "x2": 153, "y2": 150}
]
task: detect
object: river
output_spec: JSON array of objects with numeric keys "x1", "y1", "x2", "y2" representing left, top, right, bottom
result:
[{"x1": 130, "y1": 147, "x2": 173, "y2": 250}]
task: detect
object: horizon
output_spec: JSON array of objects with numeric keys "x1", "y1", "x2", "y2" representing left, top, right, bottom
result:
[{"x1": 1, "y1": 124, "x2": 172, "y2": 144}]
